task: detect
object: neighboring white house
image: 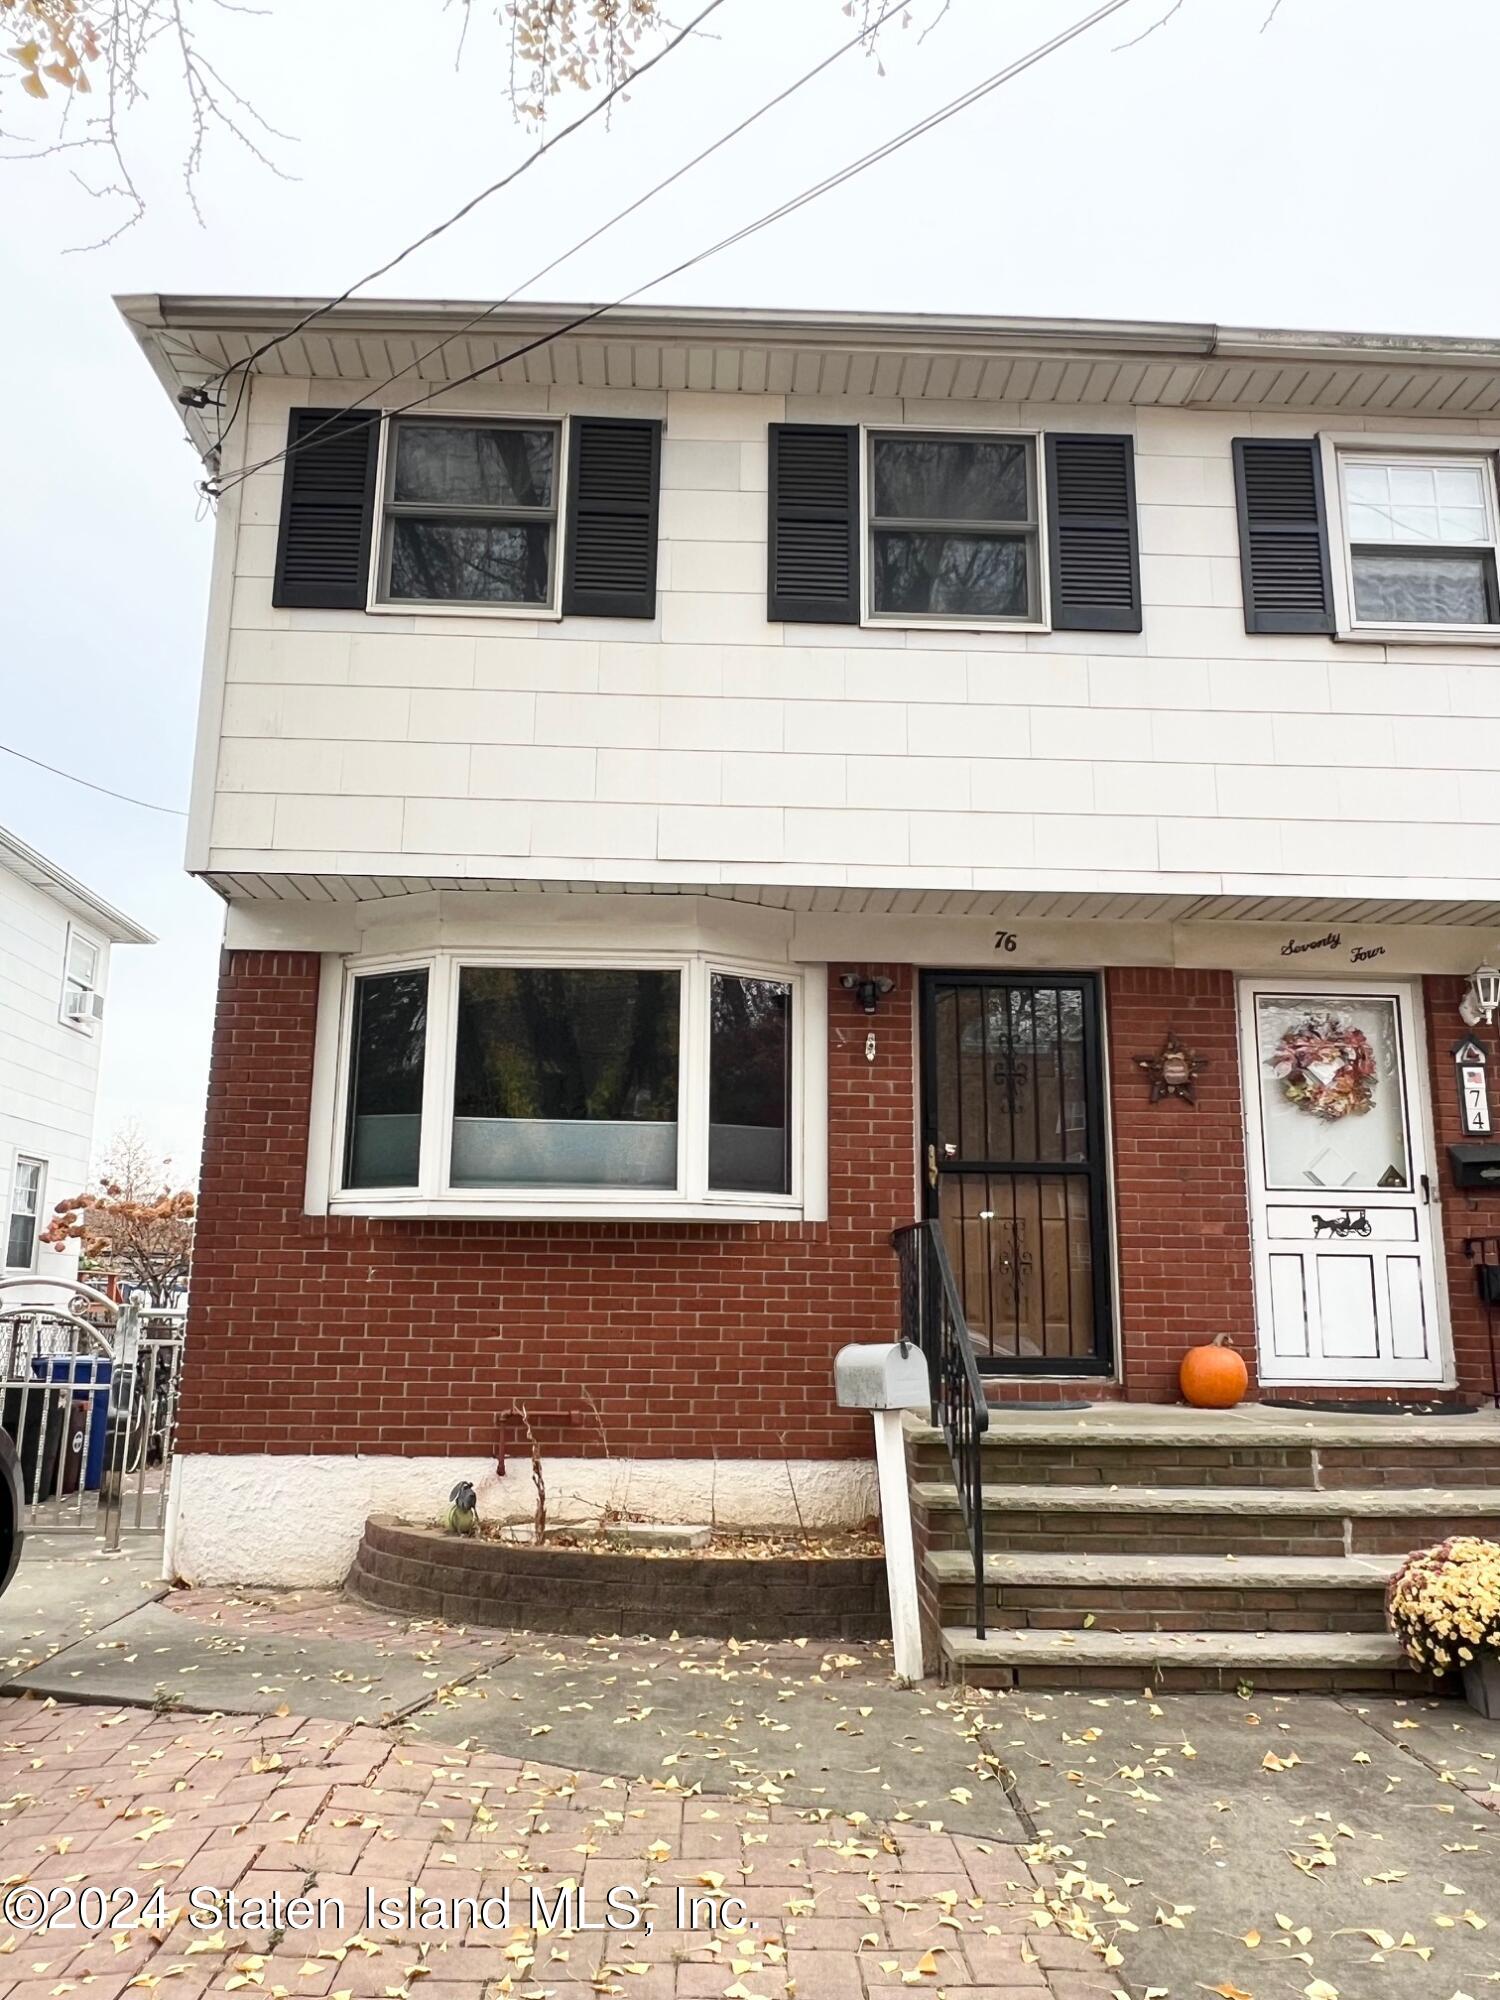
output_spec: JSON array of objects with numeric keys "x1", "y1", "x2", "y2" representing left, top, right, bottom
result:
[{"x1": 0, "y1": 824, "x2": 154, "y2": 1301}]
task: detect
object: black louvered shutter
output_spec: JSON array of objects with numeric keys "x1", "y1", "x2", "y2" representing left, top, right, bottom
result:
[
  {"x1": 1044, "y1": 435, "x2": 1141, "y2": 632},
  {"x1": 768, "y1": 425, "x2": 859, "y2": 623},
  {"x1": 271, "y1": 408, "x2": 379, "y2": 609},
  {"x1": 1232, "y1": 438, "x2": 1334, "y2": 633},
  {"x1": 562, "y1": 417, "x2": 662, "y2": 619}
]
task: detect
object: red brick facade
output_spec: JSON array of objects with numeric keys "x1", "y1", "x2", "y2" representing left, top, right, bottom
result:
[
  {"x1": 1104, "y1": 968, "x2": 1257, "y2": 1402},
  {"x1": 182, "y1": 955, "x2": 1500, "y2": 1461},
  {"x1": 181, "y1": 954, "x2": 917, "y2": 1462},
  {"x1": 1424, "y1": 975, "x2": 1500, "y2": 1403}
]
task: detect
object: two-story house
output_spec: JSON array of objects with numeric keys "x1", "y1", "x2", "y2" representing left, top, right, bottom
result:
[
  {"x1": 1, "y1": 823, "x2": 153, "y2": 1302},
  {"x1": 126, "y1": 296, "x2": 1500, "y2": 1679}
]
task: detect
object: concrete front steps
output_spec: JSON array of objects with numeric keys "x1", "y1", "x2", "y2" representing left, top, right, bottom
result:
[{"x1": 907, "y1": 1403, "x2": 1500, "y2": 1692}]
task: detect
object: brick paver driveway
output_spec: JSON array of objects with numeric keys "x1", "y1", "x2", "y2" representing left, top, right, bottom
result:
[{"x1": 0, "y1": 1692, "x2": 1111, "y2": 2000}]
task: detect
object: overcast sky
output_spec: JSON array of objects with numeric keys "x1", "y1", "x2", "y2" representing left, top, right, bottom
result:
[{"x1": 0, "y1": 0, "x2": 1491, "y2": 1170}]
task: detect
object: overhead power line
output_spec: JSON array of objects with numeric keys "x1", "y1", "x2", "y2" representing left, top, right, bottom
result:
[
  {"x1": 0, "y1": 740, "x2": 188, "y2": 817},
  {"x1": 211, "y1": 0, "x2": 1139, "y2": 501},
  {"x1": 204, "y1": 0, "x2": 731, "y2": 449},
  {"x1": 220, "y1": 0, "x2": 911, "y2": 464}
]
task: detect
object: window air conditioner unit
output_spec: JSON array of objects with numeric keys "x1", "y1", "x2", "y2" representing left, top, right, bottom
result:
[{"x1": 64, "y1": 989, "x2": 105, "y2": 1024}]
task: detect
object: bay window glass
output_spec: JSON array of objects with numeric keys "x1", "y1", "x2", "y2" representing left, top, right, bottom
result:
[
  {"x1": 870, "y1": 433, "x2": 1038, "y2": 620},
  {"x1": 343, "y1": 970, "x2": 428, "y2": 1188},
  {"x1": 1342, "y1": 454, "x2": 1499, "y2": 625},
  {"x1": 451, "y1": 968, "x2": 680, "y2": 1189},
  {"x1": 709, "y1": 975, "x2": 792, "y2": 1195},
  {"x1": 381, "y1": 419, "x2": 558, "y2": 606}
]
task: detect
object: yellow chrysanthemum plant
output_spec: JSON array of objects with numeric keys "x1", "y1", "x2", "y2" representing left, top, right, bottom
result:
[{"x1": 1386, "y1": 1536, "x2": 1500, "y2": 1679}]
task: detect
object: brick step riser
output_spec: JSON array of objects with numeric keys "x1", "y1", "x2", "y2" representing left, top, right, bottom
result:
[
  {"x1": 907, "y1": 1444, "x2": 1500, "y2": 1489},
  {"x1": 948, "y1": 1660, "x2": 1431, "y2": 1694},
  {"x1": 933, "y1": 1583, "x2": 1389, "y2": 1634},
  {"x1": 913, "y1": 1508, "x2": 1500, "y2": 1557}
]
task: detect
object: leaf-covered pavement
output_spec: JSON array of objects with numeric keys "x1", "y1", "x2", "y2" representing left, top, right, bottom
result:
[{"x1": 3, "y1": 1577, "x2": 1500, "y2": 1997}]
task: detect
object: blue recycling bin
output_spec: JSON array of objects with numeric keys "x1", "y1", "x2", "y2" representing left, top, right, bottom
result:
[{"x1": 30, "y1": 1357, "x2": 113, "y2": 1491}]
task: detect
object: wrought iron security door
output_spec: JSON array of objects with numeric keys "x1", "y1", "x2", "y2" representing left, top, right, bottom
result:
[{"x1": 921, "y1": 973, "x2": 1112, "y2": 1374}]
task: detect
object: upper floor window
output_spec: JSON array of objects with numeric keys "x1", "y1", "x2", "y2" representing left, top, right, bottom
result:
[
  {"x1": 6, "y1": 1157, "x2": 44, "y2": 1271},
  {"x1": 378, "y1": 418, "x2": 561, "y2": 609},
  {"x1": 1339, "y1": 452, "x2": 1500, "y2": 629},
  {"x1": 61, "y1": 929, "x2": 103, "y2": 1031},
  {"x1": 328, "y1": 952, "x2": 803, "y2": 1218},
  {"x1": 868, "y1": 432, "x2": 1040, "y2": 624}
]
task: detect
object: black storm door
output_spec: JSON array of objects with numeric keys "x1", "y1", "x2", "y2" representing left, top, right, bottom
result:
[{"x1": 921, "y1": 972, "x2": 1113, "y2": 1375}]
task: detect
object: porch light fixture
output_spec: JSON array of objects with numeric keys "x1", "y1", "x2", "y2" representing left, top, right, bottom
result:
[
  {"x1": 1461, "y1": 963, "x2": 1500, "y2": 1029},
  {"x1": 841, "y1": 973, "x2": 894, "y2": 1015}
]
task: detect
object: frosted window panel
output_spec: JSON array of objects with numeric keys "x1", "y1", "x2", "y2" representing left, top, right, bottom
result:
[
  {"x1": 1254, "y1": 994, "x2": 1409, "y2": 1193},
  {"x1": 1352, "y1": 551, "x2": 1491, "y2": 625}
]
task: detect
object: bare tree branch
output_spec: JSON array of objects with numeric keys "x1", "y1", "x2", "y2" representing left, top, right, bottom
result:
[{"x1": 1113, "y1": 0, "x2": 1183, "y2": 51}]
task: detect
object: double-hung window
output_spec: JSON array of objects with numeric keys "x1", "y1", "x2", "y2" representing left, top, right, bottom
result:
[
  {"x1": 378, "y1": 418, "x2": 561, "y2": 608},
  {"x1": 331, "y1": 955, "x2": 803, "y2": 1216},
  {"x1": 868, "y1": 431, "x2": 1040, "y2": 623},
  {"x1": 1339, "y1": 452, "x2": 1500, "y2": 630},
  {"x1": 61, "y1": 929, "x2": 102, "y2": 1030},
  {"x1": 6, "y1": 1157, "x2": 43, "y2": 1271}
]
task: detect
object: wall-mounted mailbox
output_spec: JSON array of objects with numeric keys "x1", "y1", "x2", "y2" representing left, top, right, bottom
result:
[
  {"x1": 1448, "y1": 1143, "x2": 1500, "y2": 1190},
  {"x1": 834, "y1": 1341, "x2": 930, "y2": 1413}
]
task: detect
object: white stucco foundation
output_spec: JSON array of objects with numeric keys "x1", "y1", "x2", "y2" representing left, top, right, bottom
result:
[{"x1": 167, "y1": 1452, "x2": 879, "y2": 1588}]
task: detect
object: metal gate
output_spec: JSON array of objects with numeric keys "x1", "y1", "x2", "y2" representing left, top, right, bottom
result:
[
  {"x1": 0, "y1": 1277, "x2": 185, "y2": 1547},
  {"x1": 921, "y1": 971, "x2": 1114, "y2": 1375}
]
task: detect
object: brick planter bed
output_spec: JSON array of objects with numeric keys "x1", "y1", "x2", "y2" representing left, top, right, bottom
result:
[{"x1": 348, "y1": 1517, "x2": 891, "y2": 1640}]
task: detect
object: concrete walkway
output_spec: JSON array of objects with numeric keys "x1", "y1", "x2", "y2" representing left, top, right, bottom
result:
[
  {"x1": 0, "y1": 1533, "x2": 167, "y2": 1680},
  {"x1": 0, "y1": 1554, "x2": 1497, "y2": 1997}
]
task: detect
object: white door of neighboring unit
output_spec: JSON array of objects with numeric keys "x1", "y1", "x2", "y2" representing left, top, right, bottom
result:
[{"x1": 1239, "y1": 982, "x2": 1444, "y2": 1386}]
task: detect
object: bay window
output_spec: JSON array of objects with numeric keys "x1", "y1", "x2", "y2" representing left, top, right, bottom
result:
[
  {"x1": 327, "y1": 953, "x2": 809, "y2": 1216},
  {"x1": 452, "y1": 967, "x2": 680, "y2": 1189}
]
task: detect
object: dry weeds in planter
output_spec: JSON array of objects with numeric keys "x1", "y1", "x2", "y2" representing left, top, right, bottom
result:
[{"x1": 1386, "y1": 1535, "x2": 1500, "y2": 1677}]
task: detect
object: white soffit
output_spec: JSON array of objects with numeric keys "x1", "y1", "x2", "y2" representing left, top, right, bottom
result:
[
  {"x1": 198, "y1": 873, "x2": 1500, "y2": 929},
  {"x1": 119, "y1": 296, "x2": 1500, "y2": 436}
]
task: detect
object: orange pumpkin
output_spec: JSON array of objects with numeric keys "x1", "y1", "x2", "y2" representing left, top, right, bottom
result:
[{"x1": 1179, "y1": 1334, "x2": 1248, "y2": 1409}]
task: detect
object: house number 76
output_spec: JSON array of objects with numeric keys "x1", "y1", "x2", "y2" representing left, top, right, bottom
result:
[{"x1": 994, "y1": 931, "x2": 1018, "y2": 952}]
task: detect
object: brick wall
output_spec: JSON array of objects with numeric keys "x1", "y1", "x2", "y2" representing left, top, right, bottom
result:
[
  {"x1": 1104, "y1": 968, "x2": 1256, "y2": 1401},
  {"x1": 1423, "y1": 976, "x2": 1500, "y2": 1402},
  {"x1": 181, "y1": 954, "x2": 917, "y2": 1461}
]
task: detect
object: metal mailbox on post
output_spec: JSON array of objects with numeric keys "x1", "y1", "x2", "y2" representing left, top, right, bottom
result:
[{"x1": 835, "y1": 1339, "x2": 930, "y2": 1682}]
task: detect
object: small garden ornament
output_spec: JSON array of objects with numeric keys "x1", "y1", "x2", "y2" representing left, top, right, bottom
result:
[
  {"x1": 443, "y1": 1479, "x2": 479, "y2": 1536},
  {"x1": 1387, "y1": 1535, "x2": 1500, "y2": 1715}
]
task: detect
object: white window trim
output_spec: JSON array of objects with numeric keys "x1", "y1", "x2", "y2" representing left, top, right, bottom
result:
[
  {"x1": 860, "y1": 421, "x2": 1051, "y2": 634},
  {"x1": 1321, "y1": 430, "x2": 1500, "y2": 646},
  {"x1": 5, "y1": 1153, "x2": 46, "y2": 1274},
  {"x1": 364, "y1": 409, "x2": 569, "y2": 623},
  {"x1": 318, "y1": 947, "x2": 818, "y2": 1222},
  {"x1": 59, "y1": 924, "x2": 104, "y2": 1034}
]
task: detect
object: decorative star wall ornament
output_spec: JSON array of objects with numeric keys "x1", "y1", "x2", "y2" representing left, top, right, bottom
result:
[{"x1": 1135, "y1": 1030, "x2": 1207, "y2": 1106}]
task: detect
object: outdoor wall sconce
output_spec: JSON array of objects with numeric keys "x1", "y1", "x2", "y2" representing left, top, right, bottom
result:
[
  {"x1": 841, "y1": 973, "x2": 894, "y2": 1015},
  {"x1": 1460, "y1": 964, "x2": 1500, "y2": 1029}
]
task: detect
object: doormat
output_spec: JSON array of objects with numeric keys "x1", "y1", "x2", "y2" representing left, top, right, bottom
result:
[{"x1": 1270, "y1": 1397, "x2": 1484, "y2": 1417}]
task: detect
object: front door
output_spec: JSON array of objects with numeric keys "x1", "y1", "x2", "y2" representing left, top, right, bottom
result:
[
  {"x1": 1239, "y1": 982, "x2": 1445, "y2": 1385},
  {"x1": 921, "y1": 972, "x2": 1112, "y2": 1375}
]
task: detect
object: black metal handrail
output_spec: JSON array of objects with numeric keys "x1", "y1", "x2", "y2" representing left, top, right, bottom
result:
[{"x1": 892, "y1": 1220, "x2": 989, "y2": 1638}]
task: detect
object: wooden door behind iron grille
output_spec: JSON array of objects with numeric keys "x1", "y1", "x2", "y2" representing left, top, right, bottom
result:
[{"x1": 921, "y1": 972, "x2": 1112, "y2": 1374}]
